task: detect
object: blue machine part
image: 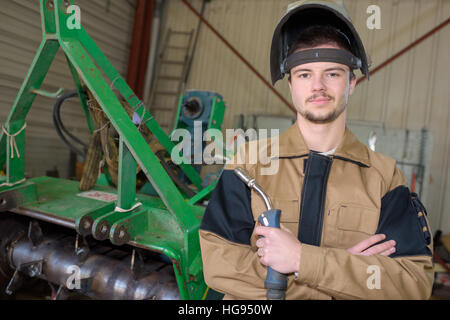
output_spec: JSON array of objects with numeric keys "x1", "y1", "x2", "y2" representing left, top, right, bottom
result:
[
  {"x1": 176, "y1": 90, "x2": 224, "y2": 167},
  {"x1": 179, "y1": 90, "x2": 223, "y2": 128},
  {"x1": 177, "y1": 91, "x2": 224, "y2": 184},
  {"x1": 140, "y1": 91, "x2": 224, "y2": 196}
]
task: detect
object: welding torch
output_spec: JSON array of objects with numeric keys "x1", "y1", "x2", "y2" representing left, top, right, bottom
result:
[{"x1": 234, "y1": 167, "x2": 287, "y2": 300}]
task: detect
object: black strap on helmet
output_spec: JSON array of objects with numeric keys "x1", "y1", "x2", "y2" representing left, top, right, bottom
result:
[{"x1": 283, "y1": 48, "x2": 362, "y2": 74}]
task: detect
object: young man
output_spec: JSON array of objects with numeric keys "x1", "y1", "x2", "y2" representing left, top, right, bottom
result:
[{"x1": 199, "y1": 0, "x2": 434, "y2": 299}]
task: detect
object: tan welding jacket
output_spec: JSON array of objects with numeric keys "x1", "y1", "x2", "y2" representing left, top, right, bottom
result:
[{"x1": 199, "y1": 122, "x2": 434, "y2": 299}]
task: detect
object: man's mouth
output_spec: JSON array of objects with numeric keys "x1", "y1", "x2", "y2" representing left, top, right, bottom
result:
[{"x1": 308, "y1": 95, "x2": 333, "y2": 105}]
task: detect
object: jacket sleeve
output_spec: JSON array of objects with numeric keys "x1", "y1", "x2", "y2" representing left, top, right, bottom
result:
[
  {"x1": 296, "y1": 167, "x2": 434, "y2": 299},
  {"x1": 199, "y1": 141, "x2": 271, "y2": 299},
  {"x1": 199, "y1": 167, "x2": 269, "y2": 299}
]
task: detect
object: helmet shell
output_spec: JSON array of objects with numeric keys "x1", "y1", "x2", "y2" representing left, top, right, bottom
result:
[{"x1": 270, "y1": 0, "x2": 370, "y2": 85}]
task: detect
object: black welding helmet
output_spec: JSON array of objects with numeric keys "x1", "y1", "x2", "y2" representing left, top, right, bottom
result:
[{"x1": 270, "y1": 0, "x2": 370, "y2": 85}]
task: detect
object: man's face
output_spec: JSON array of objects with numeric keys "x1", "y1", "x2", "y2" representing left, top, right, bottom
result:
[{"x1": 288, "y1": 44, "x2": 357, "y2": 124}]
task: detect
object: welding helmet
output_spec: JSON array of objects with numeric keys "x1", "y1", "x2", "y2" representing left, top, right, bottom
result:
[{"x1": 270, "y1": 0, "x2": 370, "y2": 85}]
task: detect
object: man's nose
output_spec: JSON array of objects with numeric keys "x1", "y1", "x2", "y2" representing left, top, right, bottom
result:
[{"x1": 311, "y1": 75, "x2": 326, "y2": 91}]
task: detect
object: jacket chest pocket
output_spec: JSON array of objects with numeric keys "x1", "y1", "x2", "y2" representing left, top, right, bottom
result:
[
  {"x1": 335, "y1": 204, "x2": 380, "y2": 249},
  {"x1": 250, "y1": 193, "x2": 299, "y2": 248},
  {"x1": 252, "y1": 193, "x2": 299, "y2": 234},
  {"x1": 272, "y1": 198, "x2": 299, "y2": 236}
]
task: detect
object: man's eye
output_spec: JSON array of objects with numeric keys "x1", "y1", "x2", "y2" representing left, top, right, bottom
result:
[
  {"x1": 298, "y1": 73, "x2": 310, "y2": 79},
  {"x1": 327, "y1": 73, "x2": 340, "y2": 78}
]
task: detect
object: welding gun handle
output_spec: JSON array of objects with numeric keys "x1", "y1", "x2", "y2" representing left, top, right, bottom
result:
[
  {"x1": 258, "y1": 209, "x2": 287, "y2": 300},
  {"x1": 258, "y1": 209, "x2": 281, "y2": 229}
]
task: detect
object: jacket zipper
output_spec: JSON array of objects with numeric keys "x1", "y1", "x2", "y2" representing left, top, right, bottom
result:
[
  {"x1": 298, "y1": 153, "x2": 333, "y2": 246},
  {"x1": 316, "y1": 156, "x2": 333, "y2": 245}
]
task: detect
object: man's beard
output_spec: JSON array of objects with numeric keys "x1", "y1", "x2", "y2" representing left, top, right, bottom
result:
[{"x1": 299, "y1": 93, "x2": 347, "y2": 124}]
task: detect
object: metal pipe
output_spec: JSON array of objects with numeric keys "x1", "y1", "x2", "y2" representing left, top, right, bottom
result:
[
  {"x1": 143, "y1": 0, "x2": 164, "y2": 104},
  {"x1": 126, "y1": 0, "x2": 147, "y2": 94},
  {"x1": 234, "y1": 167, "x2": 272, "y2": 210},
  {"x1": 8, "y1": 234, "x2": 180, "y2": 300},
  {"x1": 136, "y1": 0, "x2": 155, "y2": 99},
  {"x1": 9, "y1": 207, "x2": 75, "y2": 230}
]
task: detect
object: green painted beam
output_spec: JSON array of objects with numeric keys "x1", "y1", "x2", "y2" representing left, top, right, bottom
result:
[
  {"x1": 76, "y1": 28, "x2": 203, "y2": 189},
  {"x1": 60, "y1": 38, "x2": 198, "y2": 231},
  {"x1": 117, "y1": 136, "x2": 137, "y2": 210},
  {"x1": 65, "y1": 54, "x2": 95, "y2": 133},
  {"x1": 0, "y1": 39, "x2": 59, "y2": 175}
]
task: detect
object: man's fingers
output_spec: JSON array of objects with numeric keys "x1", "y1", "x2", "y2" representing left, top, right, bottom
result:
[
  {"x1": 257, "y1": 248, "x2": 264, "y2": 257},
  {"x1": 361, "y1": 240, "x2": 396, "y2": 256},
  {"x1": 358, "y1": 233, "x2": 386, "y2": 251},
  {"x1": 348, "y1": 234, "x2": 386, "y2": 254},
  {"x1": 379, "y1": 247, "x2": 396, "y2": 256},
  {"x1": 254, "y1": 226, "x2": 274, "y2": 237},
  {"x1": 255, "y1": 238, "x2": 264, "y2": 248}
]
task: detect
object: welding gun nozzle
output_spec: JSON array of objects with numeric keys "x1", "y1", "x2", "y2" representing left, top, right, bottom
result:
[{"x1": 233, "y1": 167, "x2": 272, "y2": 210}]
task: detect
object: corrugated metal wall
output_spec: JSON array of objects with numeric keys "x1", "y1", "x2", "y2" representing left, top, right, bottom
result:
[
  {"x1": 158, "y1": 0, "x2": 450, "y2": 233},
  {"x1": 0, "y1": 0, "x2": 135, "y2": 178}
]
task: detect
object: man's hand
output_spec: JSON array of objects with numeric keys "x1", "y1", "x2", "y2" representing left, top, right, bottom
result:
[
  {"x1": 347, "y1": 234, "x2": 396, "y2": 256},
  {"x1": 254, "y1": 226, "x2": 396, "y2": 275},
  {"x1": 254, "y1": 226, "x2": 301, "y2": 274}
]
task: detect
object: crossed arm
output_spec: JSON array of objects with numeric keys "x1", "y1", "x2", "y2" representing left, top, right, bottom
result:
[{"x1": 255, "y1": 227, "x2": 396, "y2": 274}]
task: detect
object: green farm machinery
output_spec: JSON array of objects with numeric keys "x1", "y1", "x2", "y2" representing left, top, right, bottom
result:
[{"x1": 0, "y1": 0, "x2": 226, "y2": 300}]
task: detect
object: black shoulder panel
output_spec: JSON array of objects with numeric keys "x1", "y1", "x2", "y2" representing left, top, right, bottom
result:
[
  {"x1": 376, "y1": 186, "x2": 432, "y2": 257},
  {"x1": 200, "y1": 169, "x2": 255, "y2": 245}
]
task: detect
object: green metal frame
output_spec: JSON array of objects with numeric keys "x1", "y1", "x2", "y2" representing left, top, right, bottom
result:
[{"x1": 0, "y1": 0, "x2": 221, "y2": 299}]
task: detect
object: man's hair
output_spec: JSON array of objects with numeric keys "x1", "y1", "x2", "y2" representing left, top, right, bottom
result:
[{"x1": 287, "y1": 25, "x2": 356, "y2": 81}]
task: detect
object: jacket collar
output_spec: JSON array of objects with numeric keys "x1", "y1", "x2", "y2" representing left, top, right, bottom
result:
[{"x1": 276, "y1": 121, "x2": 371, "y2": 167}]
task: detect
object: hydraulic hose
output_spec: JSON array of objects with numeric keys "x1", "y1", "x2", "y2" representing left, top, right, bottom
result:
[{"x1": 52, "y1": 90, "x2": 88, "y2": 159}]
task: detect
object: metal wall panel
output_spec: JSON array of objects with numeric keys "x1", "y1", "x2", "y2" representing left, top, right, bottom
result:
[
  {"x1": 0, "y1": 0, "x2": 135, "y2": 178},
  {"x1": 159, "y1": 0, "x2": 450, "y2": 233}
]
